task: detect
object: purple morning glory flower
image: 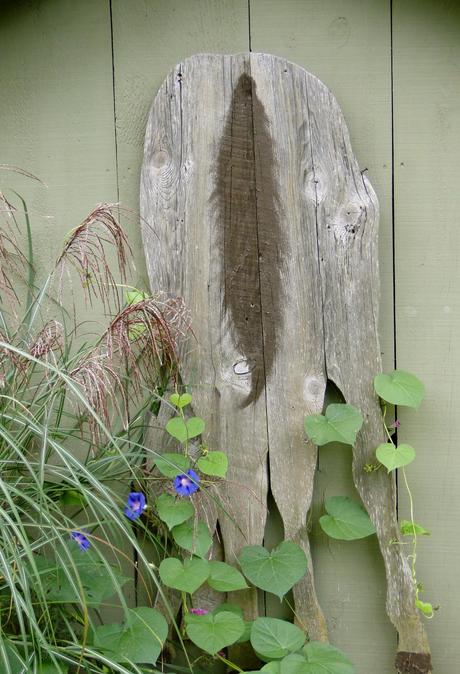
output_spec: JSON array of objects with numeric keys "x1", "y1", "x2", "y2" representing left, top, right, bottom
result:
[
  {"x1": 173, "y1": 469, "x2": 200, "y2": 497},
  {"x1": 389, "y1": 419, "x2": 401, "y2": 429},
  {"x1": 190, "y1": 607, "x2": 209, "y2": 616},
  {"x1": 124, "y1": 492, "x2": 147, "y2": 521},
  {"x1": 70, "y1": 530, "x2": 90, "y2": 551}
]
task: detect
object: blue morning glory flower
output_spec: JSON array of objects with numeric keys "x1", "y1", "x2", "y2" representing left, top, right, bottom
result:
[
  {"x1": 173, "y1": 469, "x2": 200, "y2": 497},
  {"x1": 124, "y1": 492, "x2": 147, "y2": 521},
  {"x1": 70, "y1": 530, "x2": 90, "y2": 551}
]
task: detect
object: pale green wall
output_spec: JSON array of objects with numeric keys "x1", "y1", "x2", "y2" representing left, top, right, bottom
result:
[{"x1": 1, "y1": 1, "x2": 459, "y2": 672}]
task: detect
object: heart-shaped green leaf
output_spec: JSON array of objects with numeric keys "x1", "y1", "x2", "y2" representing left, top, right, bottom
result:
[
  {"x1": 212, "y1": 603, "x2": 252, "y2": 643},
  {"x1": 239, "y1": 541, "x2": 307, "y2": 600},
  {"x1": 304, "y1": 404, "x2": 363, "y2": 447},
  {"x1": 376, "y1": 442, "x2": 415, "y2": 472},
  {"x1": 250, "y1": 617, "x2": 306, "y2": 660},
  {"x1": 166, "y1": 416, "x2": 205, "y2": 443},
  {"x1": 169, "y1": 393, "x2": 192, "y2": 409},
  {"x1": 400, "y1": 520, "x2": 431, "y2": 536},
  {"x1": 319, "y1": 496, "x2": 375, "y2": 540},
  {"x1": 197, "y1": 451, "x2": 228, "y2": 477},
  {"x1": 207, "y1": 561, "x2": 248, "y2": 592},
  {"x1": 185, "y1": 610, "x2": 245, "y2": 654},
  {"x1": 172, "y1": 521, "x2": 212, "y2": 558},
  {"x1": 374, "y1": 369, "x2": 425, "y2": 408},
  {"x1": 280, "y1": 642, "x2": 354, "y2": 674},
  {"x1": 155, "y1": 493, "x2": 194, "y2": 529},
  {"x1": 154, "y1": 453, "x2": 190, "y2": 478},
  {"x1": 93, "y1": 607, "x2": 167, "y2": 665},
  {"x1": 159, "y1": 557, "x2": 209, "y2": 594}
]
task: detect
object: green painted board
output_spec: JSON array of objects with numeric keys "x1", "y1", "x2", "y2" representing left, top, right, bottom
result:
[
  {"x1": 2, "y1": 0, "x2": 458, "y2": 670},
  {"x1": 393, "y1": 2, "x2": 460, "y2": 672},
  {"x1": 0, "y1": 0, "x2": 118, "y2": 288},
  {"x1": 250, "y1": 2, "x2": 395, "y2": 672}
]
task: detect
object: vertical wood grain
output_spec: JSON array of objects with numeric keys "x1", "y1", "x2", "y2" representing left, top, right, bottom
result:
[
  {"x1": 249, "y1": 2, "x2": 395, "y2": 672},
  {"x1": 393, "y1": 2, "x2": 460, "y2": 671}
]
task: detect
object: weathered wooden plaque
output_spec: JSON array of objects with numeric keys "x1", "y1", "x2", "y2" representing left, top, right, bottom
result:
[{"x1": 140, "y1": 53, "x2": 431, "y2": 673}]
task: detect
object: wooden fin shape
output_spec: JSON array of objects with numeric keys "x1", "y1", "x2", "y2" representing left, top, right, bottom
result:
[{"x1": 140, "y1": 52, "x2": 431, "y2": 671}]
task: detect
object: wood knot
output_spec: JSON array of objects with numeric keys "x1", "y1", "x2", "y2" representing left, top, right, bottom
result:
[
  {"x1": 233, "y1": 359, "x2": 254, "y2": 375},
  {"x1": 395, "y1": 651, "x2": 432, "y2": 674},
  {"x1": 151, "y1": 150, "x2": 169, "y2": 169}
]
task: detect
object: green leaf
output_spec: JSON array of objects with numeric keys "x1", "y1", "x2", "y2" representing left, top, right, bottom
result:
[
  {"x1": 34, "y1": 549, "x2": 129, "y2": 606},
  {"x1": 250, "y1": 617, "x2": 306, "y2": 660},
  {"x1": 155, "y1": 493, "x2": 194, "y2": 529},
  {"x1": 154, "y1": 453, "x2": 190, "y2": 478},
  {"x1": 400, "y1": 520, "x2": 431, "y2": 536},
  {"x1": 185, "y1": 610, "x2": 245, "y2": 655},
  {"x1": 170, "y1": 392, "x2": 193, "y2": 408},
  {"x1": 94, "y1": 607, "x2": 167, "y2": 664},
  {"x1": 304, "y1": 404, "x2": 363, "y2": 447},
  {"x1": 197, "y1": 451, "x2": 228, "y2": 477},
  {"x1": 376, "y1": 443, "x2": 416, "y2": 472},
  {"x1": 280, "y1": 642, "x2": 354, "y2": 674},
  {"x1": 59, "y1": 489, "x2": 87, "y2": 506},
  {"x1": 0, "y1": 639, "x2": 26, "y2": 674},
  {"x1": 128, "y1": 322, "x2": 146, "y2": 341},
  {"x1": 374, "y1": 369, "x2": 425, "y2": 408},
  {"x1": 166, "y1": 416, "x2": 205, "y2": 443},
  {"x1": 245, "y1": 664, "x2": 283, "y2": 674},
  {"x1": 239, "y1": 541, "x2": 307, "y2": 600},
  {"x1": 237, "y1": 620, "x2": 254, "y2": 644},
  {"x1": 207, "y1": 561, "x2": 248, "y2": 592},
  {"x1": 159, "y1": 557, "x2": 209, "y2": 594},
  {"x1": 319, "y1": 496, "x2": 376, "y2": 541},
  {"x1": 416, "y1": 599, "x2": 433, "y2": 616},
  {"x1": 262, "y1": 664, "x2": 283, "y2": 673},
  {"x1": 213, "y1": 603, "x2": 244, "y2": 618},
  {"x1": 172, "y1": 521, "x2": 212, "y2": 558},
  {"x1": 38, "y1": 665, "x2": 69, "y2": 674},
  {"x1": 126, "y1": 289, "x2": 148, "y2": 304},
  {"x1": 212, "y1": 603, "x2": 253, "y2": 643}
]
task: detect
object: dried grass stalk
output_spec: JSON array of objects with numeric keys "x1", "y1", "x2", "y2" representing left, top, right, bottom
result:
[{"x1": 54, "y1": 203, "x2": 132, "y2": 310}]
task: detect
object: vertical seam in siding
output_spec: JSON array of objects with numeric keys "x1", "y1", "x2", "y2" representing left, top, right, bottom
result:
[
  {"x1": 390, "y1": 0, "x2": 400, "y2": 514},
  {"x1": 109, "y1": 0, "x2": 120, "y2": 204},
  {"x1": 248, "y1": 0, "x2": 252, "y2": 52}
]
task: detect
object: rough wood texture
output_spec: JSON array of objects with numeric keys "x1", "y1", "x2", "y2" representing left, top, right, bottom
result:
[
  {"x1": 140, "y1": 52, "x2": 432, "y2": 670},
  {"x1": 305, "y1": 76, "x2": 431, "y2": 673},
  {"x1": 249, "y1": 4, "x2": 396, "y2": 670}
]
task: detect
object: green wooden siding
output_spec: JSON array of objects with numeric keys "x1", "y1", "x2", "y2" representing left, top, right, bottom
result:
[{"x1": 1, "y1": 1, "x2": 458, "y2": 672}]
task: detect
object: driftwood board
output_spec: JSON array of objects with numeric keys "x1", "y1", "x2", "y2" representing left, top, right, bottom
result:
[{"x1": 140, "y1": 53, "x2": 431, "y2": 673}]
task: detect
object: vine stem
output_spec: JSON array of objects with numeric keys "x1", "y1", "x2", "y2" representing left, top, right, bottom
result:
[
  {"x1": 401, "y1": 466, "x2": 417, "y2": 587},
  {"x1": 216, "y1": 654, "x2": 244, "y2": 672},
  {"x1": 283, "y1": 596, "x2": 309, "y2": 635},
  {"x1": 381, "y1": 413, "x2": 433, "y2": 616}
]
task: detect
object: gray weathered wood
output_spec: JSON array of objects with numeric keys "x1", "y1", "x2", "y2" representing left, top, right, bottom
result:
[
  {"x1": 305, "y1": 71, "x2": 431, "y2": 673},
  {"x1": 140, "y1": 52, "x2": 431, "y2": 671}
]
